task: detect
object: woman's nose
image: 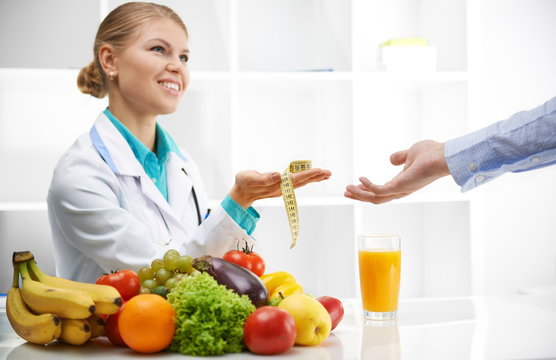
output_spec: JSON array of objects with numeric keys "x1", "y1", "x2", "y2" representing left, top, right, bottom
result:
[{"x1": 166, "y1": 57, "x2": 183, "y2": 73}]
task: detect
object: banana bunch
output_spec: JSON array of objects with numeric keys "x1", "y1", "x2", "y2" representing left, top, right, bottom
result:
[
  {"x1": 6, "y1": 251, "x2": 123, "y2": 345},
  {"x1": 261, "y1": 271, "x2": 303, "y2": 301}
]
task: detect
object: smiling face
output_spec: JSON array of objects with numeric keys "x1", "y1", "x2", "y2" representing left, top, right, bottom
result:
[{"x1": 113, "y1": 19, "x2": 190, "y2": 119}]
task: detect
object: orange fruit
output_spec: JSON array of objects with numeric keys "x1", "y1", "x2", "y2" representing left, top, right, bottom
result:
[{"x1": 118, "y1": 294, "x2": 176, "y2": 353}]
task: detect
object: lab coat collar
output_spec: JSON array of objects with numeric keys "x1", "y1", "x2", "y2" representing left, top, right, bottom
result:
[
  {"x1": 89, "y1": 112, "x2": 193, "y2": 223},
  {"x1": 90, "y1": 112, "x2": 144, "y2": 177}
]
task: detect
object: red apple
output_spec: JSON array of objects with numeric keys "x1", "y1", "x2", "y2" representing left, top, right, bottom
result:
[{"x1": 317, "y1": 296, "x2": 344, "y2": 330}]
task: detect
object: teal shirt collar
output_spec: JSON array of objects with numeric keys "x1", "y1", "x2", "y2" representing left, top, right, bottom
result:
[
  {"x1": 103, "y1": 108, "x2": 182, "y2": 164},
  {"x1": 103, "y1": 108, "x2": 184, "y2": 200}
]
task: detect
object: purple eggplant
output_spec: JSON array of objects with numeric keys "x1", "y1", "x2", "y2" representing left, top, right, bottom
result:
[{"x1": 192, "y1": 256, "x2": 269, "y2": 307}]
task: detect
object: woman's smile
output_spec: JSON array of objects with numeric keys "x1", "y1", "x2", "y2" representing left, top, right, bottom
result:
[{"x1": 158, "y1": 80, "x2": 181, "y2": 95}]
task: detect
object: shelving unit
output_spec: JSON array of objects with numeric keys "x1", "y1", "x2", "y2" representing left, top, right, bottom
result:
[{"x1": 0, "y1": 0, "x2": 475, "y2": 298}]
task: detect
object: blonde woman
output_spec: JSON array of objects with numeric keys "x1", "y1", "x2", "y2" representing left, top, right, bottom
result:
[{"x1": 48, "y1": 2, "x2": 331, "y2": 283}]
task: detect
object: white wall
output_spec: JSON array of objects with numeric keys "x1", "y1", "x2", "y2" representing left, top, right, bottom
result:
[
  {"x1": 476, "y1": 0, "x2": 556, "y2": 295},
  {"x1": 1, "y1": 0, "x2": 555, "y2": 298}
]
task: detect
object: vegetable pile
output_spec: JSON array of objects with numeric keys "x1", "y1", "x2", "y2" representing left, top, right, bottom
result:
[
  {"x1": 167, "y1": 272, "x2": 255, "y2": 356},
  {"x1": 88, "y1": 245, "x2": 344, "y2": 356}
]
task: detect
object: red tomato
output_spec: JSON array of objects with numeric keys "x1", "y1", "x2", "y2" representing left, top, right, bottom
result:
[
  {"x1": 96, "y1": 270, "x2": 140, "y2": 300},
  {"x1": 317, "y1": 296, "x2": 344, "y2": 331},
  {"x1": 244, "y1": 306, "x2": 296, "y2": 355},
  {"x1": 222, "y1": 242, "x2": 265, "y2": 277},
  {"x1": 104, "y1": 300, "x2": 128, "y2": 347}
]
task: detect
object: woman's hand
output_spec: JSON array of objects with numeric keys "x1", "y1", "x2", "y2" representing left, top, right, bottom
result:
[
  {"x1": 345, "y1": 140, "x2": 451, "y2": 204},
  {"x1": 229, "y1": 168, "x2": 332, "y2": 209}
]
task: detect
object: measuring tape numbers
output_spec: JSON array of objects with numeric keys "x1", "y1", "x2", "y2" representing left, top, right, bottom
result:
[{"x1": 280, "y1": 160, "x2": 312, "y2": 249}]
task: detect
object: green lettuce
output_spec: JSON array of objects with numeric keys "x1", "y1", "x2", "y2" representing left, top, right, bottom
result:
[{"x1": 167, "y1": 272, "x2": 255, "y2": 356}]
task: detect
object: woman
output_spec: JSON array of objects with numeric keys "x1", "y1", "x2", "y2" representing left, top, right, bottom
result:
[{"x1": 48, "y1": 2, "x2": 331, "y2": 283}]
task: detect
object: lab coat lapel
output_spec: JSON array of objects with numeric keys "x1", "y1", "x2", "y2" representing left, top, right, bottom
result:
[
  {"x1": 90, "y1": 113, "x2": 144, "y2": 177},
  {"x1": 91, "y1": 113, "x2": 176, "y2": 218},
  {"x1": 167, "y1": 154, "x2": 193, "y2": 221}
]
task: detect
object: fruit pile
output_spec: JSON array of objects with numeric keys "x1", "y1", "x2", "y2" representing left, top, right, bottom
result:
[
  {"x1": 6, "y1": 251, "x2": 122, "y2": 346},
  {"x1": 6, "y1": 247, "x2": 345, "y2": 356},
  {"x1": 245, "y1": 270, "x2": 345, "y2": 355}
]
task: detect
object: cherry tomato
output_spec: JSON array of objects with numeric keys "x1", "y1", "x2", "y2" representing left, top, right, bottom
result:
[
  {"x1": 244, "y1": 306, "x2": 296, "y2": 355},
  {"x1": 222, "y1": 241, "x2": 265, "y2": 277},
  {"x1": 317, "y1": 296, "x2": 344, "y2": 331},
  {"x1": 96, "y1": 269, "x2": 140, "y2": 300},
  {"x1": 104, "y1": 300, "x2": 128, "y2": 347}
]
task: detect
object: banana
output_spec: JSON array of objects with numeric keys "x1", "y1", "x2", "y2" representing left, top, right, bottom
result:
[
  {"x1": 19, "y1": 262, "x2": 96, "y2": 319},
  {"x1": 27, "y1": 260, "x2": 122, "y2": 315},
  {"x1": 87, "y1": 314, "x2": 106, "y2": 338},
  {"x1": 6, "y1": 286, "x2": 62, "y2": 345},
  {"x1": 12, "y1": 250, "x2": 34, "y2": 264},
  {"x1": 59, "y1": 318, "x2": 92, "y2": 345}
]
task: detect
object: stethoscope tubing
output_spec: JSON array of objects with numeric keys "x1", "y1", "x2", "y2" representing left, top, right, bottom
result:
[{"x1": 181, "y1": 168, "x2": 202, "y2": 226}]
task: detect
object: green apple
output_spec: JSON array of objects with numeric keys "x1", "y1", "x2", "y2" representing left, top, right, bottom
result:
[{"x1": 279, "y1": 293, "x2": 332, "y2": 346}]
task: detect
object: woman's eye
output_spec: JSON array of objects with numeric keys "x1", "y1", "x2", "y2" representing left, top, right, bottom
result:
[
  {"x1": 180, "y1": 54, "x2": 189, "y2": 63},
  {"x1": 151, "y1": 46, "x2": 164, "y2": 54}
]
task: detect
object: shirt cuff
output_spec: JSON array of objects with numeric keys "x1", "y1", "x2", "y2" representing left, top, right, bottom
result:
[
  {"x1": 445, "y1": 124, "x2": 501, "y2": 192},
  {"x1": 221, "y1": 195, "x2": 260, "y2": 235}
]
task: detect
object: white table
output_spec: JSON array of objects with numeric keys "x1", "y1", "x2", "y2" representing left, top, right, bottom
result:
[{"x1": 1, "y1": 294, "x2": 556, "y2": 359}]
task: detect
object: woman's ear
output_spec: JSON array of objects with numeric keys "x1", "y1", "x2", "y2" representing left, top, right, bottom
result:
[{"x1": 98, "y1": 45, "x2": 118, "y2": 79}]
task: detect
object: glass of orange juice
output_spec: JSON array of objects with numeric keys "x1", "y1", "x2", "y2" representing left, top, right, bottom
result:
[{"x1": 358, "y1": 234, "x2": 401, "y2": 321}]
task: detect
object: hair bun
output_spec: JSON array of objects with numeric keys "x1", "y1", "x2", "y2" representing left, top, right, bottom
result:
[{"x1": 77, "y1": 61, "x2": 107, "y2": 98}]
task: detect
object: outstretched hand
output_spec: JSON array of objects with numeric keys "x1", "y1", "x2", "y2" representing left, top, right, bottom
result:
[
  {"x1": 345, "y1": 140, "x2": 451, "y2": 204},
  {"x1": 229, "y1": 168, "x2": 332, "y2": 208}
]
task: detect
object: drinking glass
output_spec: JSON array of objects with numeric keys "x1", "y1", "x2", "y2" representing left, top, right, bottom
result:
[{"x1": 357, "y1": 234, "x2": 401, "y2": 321}]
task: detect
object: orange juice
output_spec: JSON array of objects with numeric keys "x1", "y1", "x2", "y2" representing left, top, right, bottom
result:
[{"x1": 358, "y1": 249, "x2": 401, "y2": 312}]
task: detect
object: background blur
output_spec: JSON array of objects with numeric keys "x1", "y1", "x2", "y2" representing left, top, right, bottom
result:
[{"x1": 1, "y1": 0, "x2": 555, "y2": 300}]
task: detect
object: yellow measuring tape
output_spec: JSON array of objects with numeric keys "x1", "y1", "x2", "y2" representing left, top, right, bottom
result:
[{"x1": 281, "y1": 160, "x2": 312, "y2": 249}]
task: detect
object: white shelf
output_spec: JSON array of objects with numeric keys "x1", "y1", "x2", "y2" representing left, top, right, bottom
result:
[
  {"x1": 0, "y1": 202, "x2": 47, "y2": 212},
  {"x1": 235, "y1": 71, "x2": 353, "y2": 81},
  {"x1": 0, "y1": 0, "x2": 98, "y2": 69},
  {"x1": 253, "y1": 196, "x2": 354, "y2": 208},
  {"x1": 251, "y1": 192, "x2": 471, "y2": 208},
  {"x1": 237, "y1": 0, "x2": 352, "y2": 72},
  {"x1": 358, "y1": 71, "x2": 469, "y2": 83},
  {"x1": 0, "y1": 0, "x2": 474, "y2": 299},
  {"x1": 0, "y1": 68, "x2": 467, "y2": 84}
]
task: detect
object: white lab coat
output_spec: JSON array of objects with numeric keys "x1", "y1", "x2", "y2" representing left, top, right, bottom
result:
[{"x1": 47, "y1": 112, "x2": 253, "y2": 283}]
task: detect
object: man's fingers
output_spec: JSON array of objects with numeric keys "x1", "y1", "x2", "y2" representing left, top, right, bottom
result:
[
  {"x1": 345, "y1": 184, "x2": 375, "y2": 200},
  {"x1": 358, "y1": 177, "x2": 396, "y2": 197},
  {"x1": 390, "y1": 150, "x2": 408, "y2": 166},
  {"x1": 345, "y1": 185, "x2": 410, "y2": 204},
  {"x1": 368, "y1": 192, "x2": 411, "y2": 204},
  {"x1": 359, "y1": 177, "x2": 374, "y2": 188}
]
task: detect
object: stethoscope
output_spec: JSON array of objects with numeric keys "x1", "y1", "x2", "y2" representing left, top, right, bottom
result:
[
  {"x1": 181, "y1": 168, "x2": 204, "y2": 225},
  {"x1": 155, "y1": 168, "x2": 210, "y2": 246}
]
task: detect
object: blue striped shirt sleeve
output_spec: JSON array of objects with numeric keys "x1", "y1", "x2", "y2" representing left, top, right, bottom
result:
[{"x1": 445, "y1": 96, "x2": 556, "y2": 192}]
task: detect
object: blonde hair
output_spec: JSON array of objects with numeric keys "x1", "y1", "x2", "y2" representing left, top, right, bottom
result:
[{"x1": 77, "y1": 2, "x2": 188, "y2": 98}]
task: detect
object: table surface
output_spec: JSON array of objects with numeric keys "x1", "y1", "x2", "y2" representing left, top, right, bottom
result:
[{"x1": 1, "y1": 293, "x2": 556, "y2": 360}]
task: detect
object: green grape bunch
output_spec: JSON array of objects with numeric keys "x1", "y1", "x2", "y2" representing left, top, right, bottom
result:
[{"x1": 138, "y1": 249, "x2": 195, "y2": 296}]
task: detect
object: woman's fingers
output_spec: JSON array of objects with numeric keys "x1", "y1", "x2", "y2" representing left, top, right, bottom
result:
[
  {"x1": 290, "y1": 168, "x2": 331, "y2": 188},
  {"x1": 233, "y1": 168, "x2": 332, "y2": 203}
]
